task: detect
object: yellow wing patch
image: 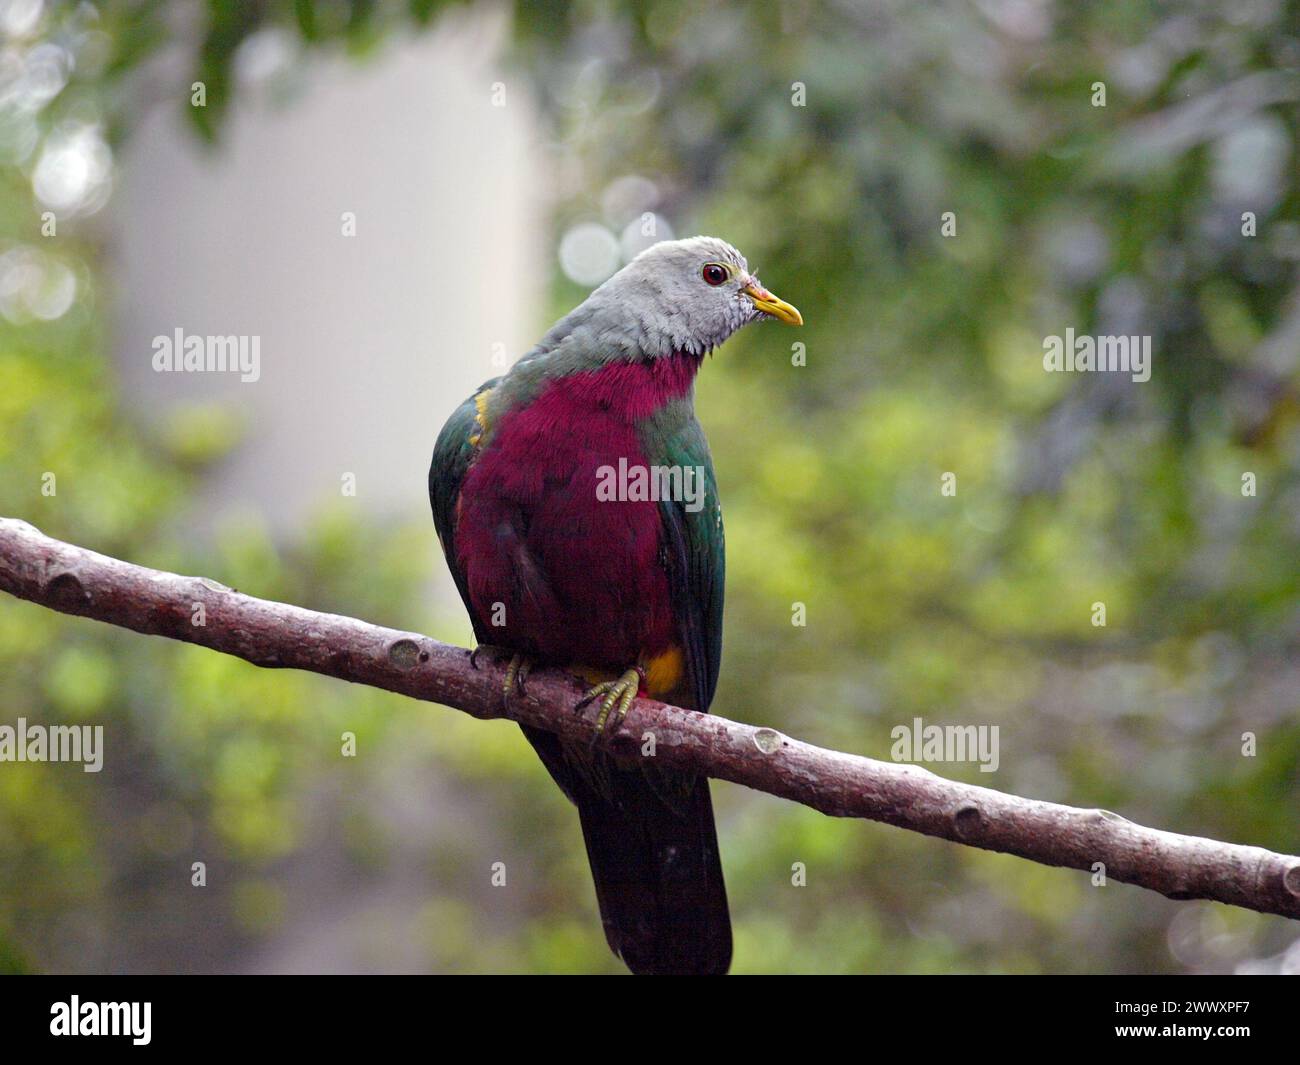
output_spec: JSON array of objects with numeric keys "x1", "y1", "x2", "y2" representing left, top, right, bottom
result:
[{"x1": 468, "y1": 388, "x2": 493, "y2": 447}]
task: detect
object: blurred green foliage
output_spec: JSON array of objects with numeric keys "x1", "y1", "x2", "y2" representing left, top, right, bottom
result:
[{"x1": 0, "y1": 1, "x2": 1297, "y2": 973}]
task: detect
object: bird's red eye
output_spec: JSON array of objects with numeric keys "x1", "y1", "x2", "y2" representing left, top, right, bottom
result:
[{"x1": 702, "y1": 263, "x2": 728, "y2": 286}]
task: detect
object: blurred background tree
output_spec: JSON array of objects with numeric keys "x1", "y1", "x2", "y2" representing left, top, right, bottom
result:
[{"x1": 0, "y1": 0, "x2": 1297, "y2": 973}]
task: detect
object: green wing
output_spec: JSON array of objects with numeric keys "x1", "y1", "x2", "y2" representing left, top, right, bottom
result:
[
  {"x1": 428, "y1": 377, "x2": 500, "y2": 643},
  {"x1": 656, "y1": 416, "x2": 725, "y2": 713}
]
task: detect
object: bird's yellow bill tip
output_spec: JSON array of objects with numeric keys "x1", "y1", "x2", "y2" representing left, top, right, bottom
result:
[{"x1": 743, "y1": 283, "x2": 803, "y2": 326}]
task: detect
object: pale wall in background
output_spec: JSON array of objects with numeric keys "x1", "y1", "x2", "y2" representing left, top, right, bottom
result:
[{"x1": 112, "y1": 17, "x2": 545, "y2": 540}]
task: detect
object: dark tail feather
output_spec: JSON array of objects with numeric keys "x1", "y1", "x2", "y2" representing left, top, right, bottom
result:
[
  {"x1": 576, "y1": 776, "x2": 731, "y2": 975},
  {"x1": 520, "y1": 724, "x2": 731, "y2": 975}
]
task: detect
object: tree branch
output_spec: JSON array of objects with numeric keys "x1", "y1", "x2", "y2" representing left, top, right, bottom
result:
[{"x1": 2, "y1": 515, "x2": 1297, "y2": 921}]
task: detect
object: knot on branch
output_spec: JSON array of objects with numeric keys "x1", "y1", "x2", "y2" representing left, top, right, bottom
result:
[
  {"x1": 45, "y1": 570, "x2": 89, "y2": 608},
  {"x1": 954, "y1": 805, "x2": 984, "y2": 840},
  {"x1": 386, "y1": 638, "x2": 425, "y2": 669}
]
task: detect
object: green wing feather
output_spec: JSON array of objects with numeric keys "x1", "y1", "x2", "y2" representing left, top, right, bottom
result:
[
  {"x1": 428, "y1": 377, "x2": 500, "y2": 644},
  {"x1": 655, "y1": 415, "x2": 725, "y2": 713}
]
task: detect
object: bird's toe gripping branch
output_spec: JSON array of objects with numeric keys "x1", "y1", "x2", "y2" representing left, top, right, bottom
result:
[
  {"x1": 503, "y1": 654, "x2": 531, "y2": 699},
  {"x1": 468, "y1": 644, "x2": 532, "y2": 706},
  {"x1": 575, "y1": 666, "x2": 647, "y2": 740}
]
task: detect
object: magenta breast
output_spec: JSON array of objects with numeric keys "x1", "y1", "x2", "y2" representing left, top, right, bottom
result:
[{"x1": 454, "y1": 360, "x2": 694, "y2": 669}]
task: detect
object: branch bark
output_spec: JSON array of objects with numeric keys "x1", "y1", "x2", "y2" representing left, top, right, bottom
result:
[{"x1": 2, "y1": 515, "x2": 1298, "y2": 921}]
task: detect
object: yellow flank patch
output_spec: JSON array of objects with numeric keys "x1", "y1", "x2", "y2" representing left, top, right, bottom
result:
[
  {"x1": 643, "y1": 646, "x2": 684, "y2": 698},
  {"x1": 469, "y1": 388, "x2": 493, "y2": 446}
]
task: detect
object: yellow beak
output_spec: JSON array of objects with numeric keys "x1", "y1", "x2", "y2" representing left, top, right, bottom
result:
[{"x1": 743, "y1": 282, "x2": 803, "y2": 326}]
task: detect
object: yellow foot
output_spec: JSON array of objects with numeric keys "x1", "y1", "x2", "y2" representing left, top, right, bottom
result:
[
  {"x1": 575, "y1": 666, "x2": 646, "y2": 738},
  {"x1": 468, "y1": 645, "x2": 532, "y2": 704},
  {"x1": 502, "y1": 653, "x2": 532, "y2": 699}
]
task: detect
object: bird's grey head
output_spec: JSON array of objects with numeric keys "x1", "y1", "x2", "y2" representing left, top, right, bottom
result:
[{"x1": 541, "y1": 236, "x2": 802, "y2": 362}]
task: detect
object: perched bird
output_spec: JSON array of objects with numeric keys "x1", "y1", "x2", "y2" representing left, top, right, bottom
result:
[{"x1": 429, "y1": 236, "x2": 801, "y2": 974}]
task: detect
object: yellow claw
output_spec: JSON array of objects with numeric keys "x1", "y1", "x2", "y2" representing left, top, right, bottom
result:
[
  {"x1": 503, "y1": 654, "x2": 531, "y2": 700},
  {"x1": 468, "y1": 645, "x2": 531, "y2": 708},
  {"x1": 576, "y1": 667, "x2": 644, "y2": 738}
]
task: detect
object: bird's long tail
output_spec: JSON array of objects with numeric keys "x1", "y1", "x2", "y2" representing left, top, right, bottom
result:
[
  {"x1": 521, "y1": 725, "x2": 732, "y2": 975},
  {"x1": 576, "y1": 772, "x2": 730, "y2": 975}
]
